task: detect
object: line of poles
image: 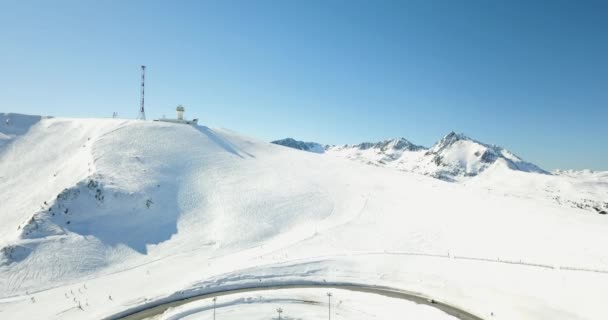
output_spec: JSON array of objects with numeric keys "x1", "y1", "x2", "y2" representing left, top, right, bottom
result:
[{"x1": 210, "y1": 291, "x2": 334, "y2": 319}]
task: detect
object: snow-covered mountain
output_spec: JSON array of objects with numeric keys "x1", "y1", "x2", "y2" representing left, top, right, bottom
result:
[
  {"x1": 271, "y1": 138, "x2": 325, "y2": 153},
  {"x1": 276, "y1": 134, "x2": 607, "y2": 214},
  {"x1": 330, "y1": 137, "x2": 425, "y2": 153},
  {"x1": 1, "y1": 113, "x2": 608, "y2": 320},
  {"x1": 276, "y1": 133, "x2": 546, "y2": 181},
  {"x1": 325, "y1": 132, "x2": 547, "y2": 181},
  {"x1": 325, "y1": 137, "x2": 424, "y2": 165},
  {"x1": 417, "y1": 131, "x2": 547, "y2": 180}
]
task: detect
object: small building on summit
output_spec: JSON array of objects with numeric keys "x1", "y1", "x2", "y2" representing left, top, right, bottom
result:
[
  {"x1": 155, "y1": 105, "x2": 198, "y2": 125},
  {"x1": 176, "y1": 105, "x2": 185, "y2": 120}
]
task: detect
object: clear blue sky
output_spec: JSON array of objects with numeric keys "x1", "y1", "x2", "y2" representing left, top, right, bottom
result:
[{"x1": 1, "y1": 0, "x2": 606, "y2": 170}]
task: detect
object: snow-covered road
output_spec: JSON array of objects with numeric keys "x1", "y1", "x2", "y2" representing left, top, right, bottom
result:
[{"x1": 113, "y1": 283, "x2": 482, "y2": 320}]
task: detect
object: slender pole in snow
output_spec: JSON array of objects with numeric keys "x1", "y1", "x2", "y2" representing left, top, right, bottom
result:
[
  {"x1": 212, "y1": 297, "x2": 217, "y2": 320},
  {"x1": 276, "y1": 307, "x2": 283, "y2": 320},
  {"x1": 327, "y1": 292, "x2": 332, "y2": 320},
  {"x1": 138, "y1": 65, "x2": 146, "y2": 120}
]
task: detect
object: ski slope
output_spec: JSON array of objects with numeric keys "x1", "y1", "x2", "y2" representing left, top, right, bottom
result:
[{"x1": 1, "y1": 113, "x2": 607, "y2": 319}]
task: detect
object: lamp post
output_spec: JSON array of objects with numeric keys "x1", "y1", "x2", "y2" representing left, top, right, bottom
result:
[
  {"x1": 276, "y1": 307, "x2": 283, "y2": 320},
  {"x1": 212, "y1": 297, "x2": 217, "y2": 320},
  {"x1": 327, "y1": 292, "x2": 332, "y2": 320}
]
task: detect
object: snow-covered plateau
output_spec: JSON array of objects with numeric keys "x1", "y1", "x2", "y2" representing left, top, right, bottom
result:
[{"x1": 1, "y1": 113, "x2": 607, "y2": 320}]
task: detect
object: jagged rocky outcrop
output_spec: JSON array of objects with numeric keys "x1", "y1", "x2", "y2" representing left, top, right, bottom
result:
[{"x1": 271, "y1": 138, "x2": 326, "y2": 154}]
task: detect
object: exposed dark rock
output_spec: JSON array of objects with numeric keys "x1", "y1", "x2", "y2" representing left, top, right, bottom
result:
[{"x1": 271, "y1": 138, "x2": 325, "y2": 154}]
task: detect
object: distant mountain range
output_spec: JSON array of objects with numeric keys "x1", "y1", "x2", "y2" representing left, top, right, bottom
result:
[
  {"x1": 273, "y1": 132, "x2": 546, "y2": 181},
  {"x1": 272, "y1": 133, "x2": 607, "y2": 214}
]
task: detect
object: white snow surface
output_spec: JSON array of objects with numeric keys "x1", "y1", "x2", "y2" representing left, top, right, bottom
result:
[{"x1": 0, "y1": 114, "x2": 607, "y2": 319}]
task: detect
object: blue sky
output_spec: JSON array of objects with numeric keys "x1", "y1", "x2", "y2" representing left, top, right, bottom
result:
[{"x1": 0, "y1": 0, "x2": 606, "y2": 170}]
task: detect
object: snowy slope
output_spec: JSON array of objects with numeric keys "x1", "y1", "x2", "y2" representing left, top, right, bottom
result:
[
  {"x1": 1, "y1": 114, "x2": 608, "y2": 320},
  {"x1": 0, "y1": 116, "x2": 336, "y2": 291},
  {"x1": 0, "y1": 113, "x2": 48, "y2": 148}
]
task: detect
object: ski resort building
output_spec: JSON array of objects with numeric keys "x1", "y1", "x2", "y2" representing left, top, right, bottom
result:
[{"x1": 155, "y1": 105, "x2": 198, "y2": 125}]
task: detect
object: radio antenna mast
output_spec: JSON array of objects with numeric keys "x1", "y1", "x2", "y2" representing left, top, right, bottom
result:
[{"x1": 138, "y1": 65, "x2": 146, "y2": 120}]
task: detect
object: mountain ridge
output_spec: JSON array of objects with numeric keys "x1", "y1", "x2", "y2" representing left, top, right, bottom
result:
[
  {"x1": 273, "y1": 132, "x2": 547, "y2": 180},
  {"x1": 272, "y1": 134, "x2": 606, "y2": 214},
  {"x1": 271, "y1": 138, "x2": 326, "y2": 154},
  {"x1": 330, "y1": 137, "x2": 426, "y2": 152}
]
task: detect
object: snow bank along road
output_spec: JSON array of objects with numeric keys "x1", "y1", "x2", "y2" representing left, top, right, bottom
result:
[
  {"x1": 112, "y1": 283, "x2": 483, "y2": 320},
  {"x1": 1, "y1": 114, "x2": 608, "y2": 319}
]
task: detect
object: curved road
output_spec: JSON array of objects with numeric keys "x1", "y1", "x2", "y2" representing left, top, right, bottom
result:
[{"x1": 110, "y1": 283, "x2": 484, "y2": 320}]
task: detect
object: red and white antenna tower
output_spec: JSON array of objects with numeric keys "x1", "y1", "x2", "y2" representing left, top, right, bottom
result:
[{"x1": 138, "y1": 65, "x2": 146, "y2": 120}]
